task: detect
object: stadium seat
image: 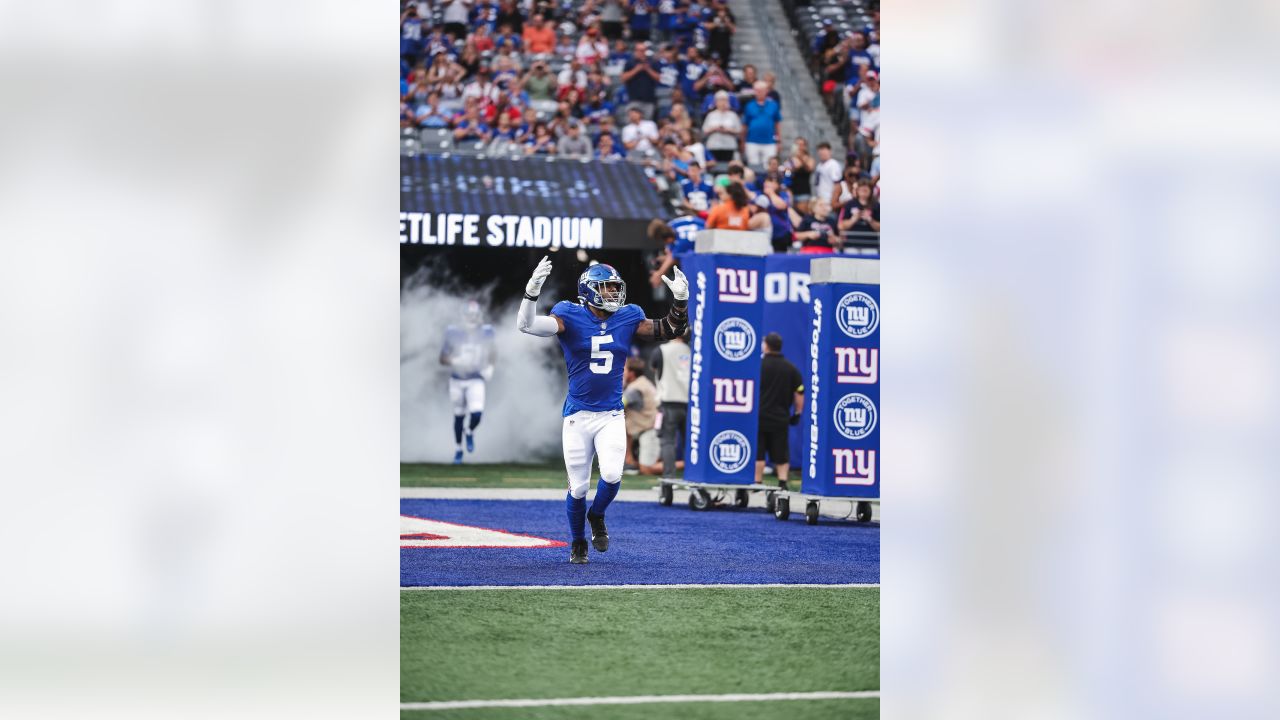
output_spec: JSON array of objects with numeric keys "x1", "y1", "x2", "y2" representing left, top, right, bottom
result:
[{"x1": 420, "y1": 127, "x2": 454, "y2": 152}]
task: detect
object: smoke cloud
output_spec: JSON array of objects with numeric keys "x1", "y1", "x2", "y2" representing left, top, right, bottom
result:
[{"x1": 400, "y1": 269, "x2": 567, "y2": 463}]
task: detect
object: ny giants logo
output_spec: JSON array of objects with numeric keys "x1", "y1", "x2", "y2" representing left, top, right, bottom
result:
[
  {"x1": 716, "y1": 267, "x2": 758, "y2": 304},
  {"x1": 835, "y1": 347, "x2": 878, "y2": 384},
  {"x1": 833, "y1": 449, "x2": 877, "y2": 486},
  {"x1": 712, "y1": 378, "x2": 754, "y2": 413},
  {"x1": 708, "y1": 429, "x2": 751, "y2": 474}
]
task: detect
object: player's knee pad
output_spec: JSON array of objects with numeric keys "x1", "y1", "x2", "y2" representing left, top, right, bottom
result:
[{"x1": 566, "y1": 473, "x2": 590, "y2": 499}]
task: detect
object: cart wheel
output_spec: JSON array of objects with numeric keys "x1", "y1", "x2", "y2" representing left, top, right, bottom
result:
[
  {"x1": 805, "y1": 500, "x2": 820, "y2": 525},
  {"x1": 765, "y1": 490, "x2": 777, "y2": 514},
  {"x1": 659, "y1": 483, "x2": 673, "y2": 506},
  {"x1": 774, "y1": 496, "x2": 790, "y2": 520},
  {"x1": 734, "y1": 489, "x2": 749, "y2": 508},
  {"x1": 688, "y1": 488, "x2": 711, "y2": 511},
  {"x1": 856, "y1": 501, "x2": 873, "y2": 523}
]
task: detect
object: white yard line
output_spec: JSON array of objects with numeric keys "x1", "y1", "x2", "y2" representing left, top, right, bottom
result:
[
  {"x1": 402, "y1": 582, "x2": 878, "y2": 590},
  {"x1": 400, "y1": 487, "x2": 656, "y2": 502},
  {"x1": 401, "y1": 690, "x2": 879, "y2": 710}
]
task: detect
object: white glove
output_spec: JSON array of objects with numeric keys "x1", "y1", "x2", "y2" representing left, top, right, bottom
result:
[
  {"x1": 525, "y1": 255, "x2": 552, "y2": 298},
  {"x1": 480, "y1": 365, "x2": 494, "y2": 381},
  {"x1": 660, "y1": 265, "x2": 689, "y2": 301}
]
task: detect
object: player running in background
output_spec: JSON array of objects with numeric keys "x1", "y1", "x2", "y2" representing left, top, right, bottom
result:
[
  {"x1": 517, "y1": 257, "x2": 689, "y2": 564},
  {"x1": 440, "y1": 300, "x2": 495, "y2": 464}
]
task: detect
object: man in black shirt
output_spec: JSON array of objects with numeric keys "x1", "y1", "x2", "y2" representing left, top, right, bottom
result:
[{"x1": 756, "y1": 332, "x2": 804, "y2": 489}]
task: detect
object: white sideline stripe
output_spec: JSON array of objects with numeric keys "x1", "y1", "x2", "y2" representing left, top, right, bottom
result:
[
  {"x1": 402, "y1": 582, "x2": 879, "y2": 590},
  {"x1": 401, "y1": 690, "x2": 879, "y2": 710},
  {"x1": 401, "y1": 487, "x2": 655, "y2": 502}
]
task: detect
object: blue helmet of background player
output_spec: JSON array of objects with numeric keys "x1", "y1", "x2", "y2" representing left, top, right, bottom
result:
[{"x1": 577, "y1": 263, "x2": 626, "y2": 313}]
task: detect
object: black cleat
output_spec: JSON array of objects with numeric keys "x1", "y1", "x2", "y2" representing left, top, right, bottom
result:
[
  {"x1": 586, "y1": 512, "x2": 609, "y2": 552},
  {"x1": 570, "y1": 539, "x2": 589, "y2": 564}
]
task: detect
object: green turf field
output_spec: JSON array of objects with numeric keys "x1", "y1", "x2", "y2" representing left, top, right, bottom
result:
[{"x1": 400, "y1": 587, "x2": 879, "y2": 717}]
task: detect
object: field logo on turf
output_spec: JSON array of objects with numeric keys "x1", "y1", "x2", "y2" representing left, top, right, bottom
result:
[
  {"x1": 836, "y1": 291, "x2": 879, "y2": 339},
  {"x1": 833, "y1": 448, "x2": 877, "y2": 485},
  {"x1": 716, "y1": 267, "x2": 758, "y2": 304},
  {"x1": 714, "y1": 317, "x2": 756, "y2": 362},
  {"x1": 833, "y1": 393, "x2": 877, "y2": 441},
  {"x1": 708, "y1": 429, "x2": 751, "y2": 474},
  {"x1": 835, "y1": 347, "x2": 878, "y2": 384},
  {"x1": 712, "y1": 377, "x2": 754, "y2": 413}
]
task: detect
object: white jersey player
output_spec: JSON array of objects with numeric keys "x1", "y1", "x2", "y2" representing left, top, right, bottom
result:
[
  {"x1": 517, "y1": 258, "x2": 689, "y2": 564},
  {"x1": 441, "y1": 301, "x2": 496, "y2": 464}
]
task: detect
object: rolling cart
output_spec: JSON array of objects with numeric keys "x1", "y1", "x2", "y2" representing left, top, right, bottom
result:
[
  {"x1": 656, "y1": 478, "x2": 779, "y2": 511},
  {"x1": 771, "y1": 491, "x2": 878, "y2": 525}
]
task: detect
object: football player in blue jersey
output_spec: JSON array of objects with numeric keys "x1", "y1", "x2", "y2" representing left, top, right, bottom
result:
[
  {"x1": 517, "y1": 257, "x2": 689, "y2": 564},
  {"x1": 441, "y1": 301, "x2": 496, "y2": 464}
]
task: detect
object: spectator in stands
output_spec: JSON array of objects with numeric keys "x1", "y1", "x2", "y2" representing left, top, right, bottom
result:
[
  {"x1": 702, "y1": 90, "x2": 742, "y2": 164},
  {"x1": 401, "y1": 98, "x2": 417, "y2": 130},
  {"x1": 473, "y1": 24, "x2": 496, "y2": 53},
  {"x1": 548, "y1": 100, "x2": 577, "y2": 137},
  {"x1": 597, "y1": 133, "x2": 624, "y2": 160},
  {"x1": 704, "y1": 1, "x2": 736, "y2": 64},
  {"x1": 666, "y1": 101, "x2": 693, "y2": 135},
  {"x1": 442, "y1": 0, "x2": 473, "y2": 41},
  {"x1": 622, "y1": 106, "x2": 660, "y2": 158},
  {"x1": 557, "y1": 121, "x2": 594, "y2": 158},
  {"x1": 622, "y1": 358, "x2": 660, "y2": 475},
  {"x1": 785, "y1": 137, "x2": 815, "y2": 212},
  {"x1": 520, "y1": 59, "x2": 558, "y2": 113},
  {"x1": 837, "y1": 180, "x2": 880, "y2": 235},
  {"x1": 706, "y1": 181, "x2": 753, "y2": 230},
  {"x1": 629, "y1": 0, "x2": 658, "y2": 43},
  {"x1": 494, "y1": 22, "x2": 522, "y2": 52},
  {"x1": 846, "y1": 31, "x2": 878, "y2": 85},
  {"x1": 401, "y1": 6, "x2": 425, "y2": 63},
  {"x1": 522, "y1": 13, "x2": 557, "y2": 55},
  {"x1": 415, "y1": 91, "x2": 452, "y2": 128},
  {"x1": 597, "y1": 115, "x2": 620, "y2": 146},
  {"x1": 852, "y1": 95, "x2": 879, "y2": 174},
  {"x1": 755, "y1": 173, "x2": 794, "y2": 253},
  {"x1": 671, "y1": 2, "x2": 699, "y2": 48},
  {"x1": 855, "y1": 70, "x2": 879, "y2": 118},
  {"x1": 812, "y1": 141, "x2": 843, "y2": 205},
  {"x1": 489, "y1": 113, "x2": 521, "y2": 152},
  {"x1": 598, "y1": 0, "x2": 627, "y2": 41},
  {"x1": 679, "y1": 161, "x2": 714, "y2": 213},
  {"x1": 575, "y1": 24, "x2": 609, "y2": 64},
  {"x1": 606, "y1": 38, "x2": 631, "y2": 76},
  {"x1": 736, "y1": 64, "x2": 759, "y2": 96},
  {"x1": 659, "y1": 139, "x2": 690, "y2": 177},
  {"x1": 516, "y1": 106, "x2": 539, "y2": 142},
  {"x1": 525, "y1": 120, "x2": 557, "y2": 154},
  {"x1": 694, "y1": 61, "x2": 736, "y2": 111},
  {"x1": 463, "y1": 63, "x2": 501, "y2": 103},
  {"x1": 496, "y1": 0, "x2": 524, "y2": 34},
  {"x1": 742, "y1": 81, "x2": 782, "y2": 168},
  {"x1": 621, "y1": 42, "x2": 661, "y2": 120},
  {"x1": 452, "y1": 103, "x2": 493, "y2": 144},
  {"x1": 794, "y1": 198, "x2": 841, "y2": 254},
  {"x1": 679, "y1": 127, "x2": 707, "y2": 168},
  {"x1": 557, "y1": 58, "x2": 589, "y2": 91},
  {"x1": 831, "y1": 166, "x2": 860, "y2": 212},
  {"x1": 812, "y1": 18, "x2": 841, "y2": 56},
  {"x1": 678, "y1": 46, "x2": 708, "y2": 100}
]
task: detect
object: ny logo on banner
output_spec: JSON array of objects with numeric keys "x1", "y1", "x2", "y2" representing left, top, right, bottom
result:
[
  {"x1": 712, "y1": 377, "x2": 755, "y2": 413},
  {"x1": 716, "y1": 268, "x2": 758, "y2": 304},
  {"x1": 835, "y1": 347, "x2": 879, "y2": 384},
  {"x1": 833, "y1": 448, "x2": 876, "y2": 485}
]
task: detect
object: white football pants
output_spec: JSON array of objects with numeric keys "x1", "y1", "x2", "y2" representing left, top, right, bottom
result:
[
  {"x1": 449, "y1": 377, "x2": 486, "y2": 415},
  {"x1": 562, "y1": 409, "x2": 626, "y2": 499}
]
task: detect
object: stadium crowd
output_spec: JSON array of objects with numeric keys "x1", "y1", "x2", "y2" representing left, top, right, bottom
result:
[{"x1": 401, "y1": 0, "x2": 879, "y2": 254}]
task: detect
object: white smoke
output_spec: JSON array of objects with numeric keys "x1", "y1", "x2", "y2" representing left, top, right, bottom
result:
[{"x1": 400, "y1": 271, "x2": 567, "y2": 463}]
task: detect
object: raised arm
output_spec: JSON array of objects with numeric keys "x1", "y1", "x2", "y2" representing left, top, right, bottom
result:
[
  {"x1": 636, "y1": 265, "x2": 689, "y2": 340},
  {"x1": 516, "y1": 255, "x2": 565, "y2": 337}
]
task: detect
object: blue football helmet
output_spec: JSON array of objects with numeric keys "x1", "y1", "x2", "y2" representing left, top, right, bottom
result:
[{"x1": 578, "y1": 263, "x2": 626, "y2": 313}]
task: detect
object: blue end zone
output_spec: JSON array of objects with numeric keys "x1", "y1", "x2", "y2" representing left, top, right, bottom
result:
[{"x1": 401, "y1": 499, "x2": 879, "y2": 587}]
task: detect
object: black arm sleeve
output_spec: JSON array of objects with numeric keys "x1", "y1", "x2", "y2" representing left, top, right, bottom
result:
[{"x1": 649, "y1": 298, "x2": 689, "y2": 342}]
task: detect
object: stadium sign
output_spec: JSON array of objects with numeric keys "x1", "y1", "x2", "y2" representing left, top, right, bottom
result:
[{"x1": 400, "y1": 212, "x2": 604, "y2": 249}]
